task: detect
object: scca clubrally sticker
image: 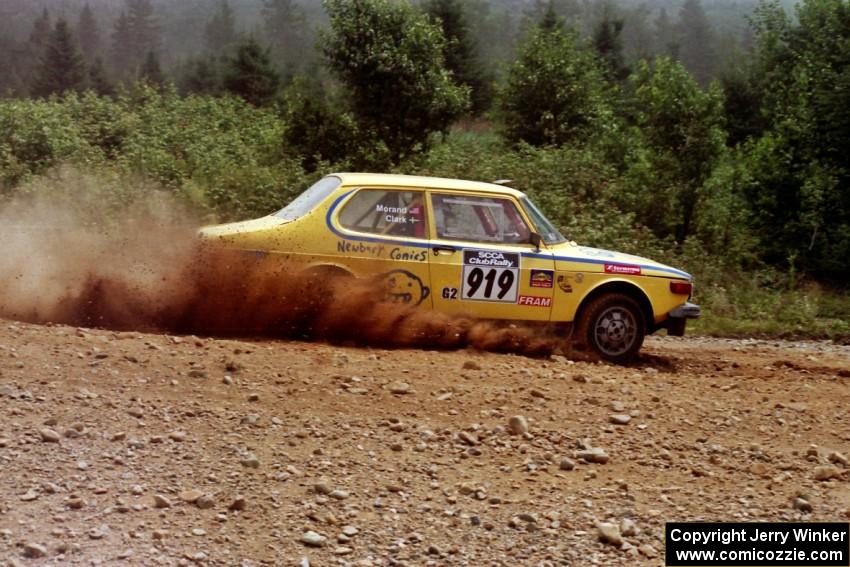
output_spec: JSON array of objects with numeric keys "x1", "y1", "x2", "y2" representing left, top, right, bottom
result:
[{"x1": 461, "y1": 250, "x2": 520, "y2": 302}]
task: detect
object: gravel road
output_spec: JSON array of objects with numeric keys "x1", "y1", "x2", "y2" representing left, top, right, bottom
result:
[{"x1": 1, "y1": 322, "x2": 849, "y2": 566}]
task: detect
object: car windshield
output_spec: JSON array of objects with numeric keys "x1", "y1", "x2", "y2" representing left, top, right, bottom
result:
[
  {"x1": 274, "y1": 176, "x2": 342, "y2": 220},
  {"x1": 521, "y1": 196, "x2": 566, "y2": 244}
]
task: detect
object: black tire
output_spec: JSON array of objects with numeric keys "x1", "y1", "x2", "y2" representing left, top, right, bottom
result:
[{"x1": 576, "y1": 293, "x2": 646, "y2": 364}]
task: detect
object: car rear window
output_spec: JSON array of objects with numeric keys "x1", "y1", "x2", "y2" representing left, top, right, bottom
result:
[
  {"x1": 274, "y1": 176, "x2": 341, "y2": 221},
  {"x1": 338, "y1": 189, "x2": 427, "y2": 238}
]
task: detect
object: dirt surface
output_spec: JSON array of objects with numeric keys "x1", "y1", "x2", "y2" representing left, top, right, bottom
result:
[{"x1": 1, "y1": 324, "x2": 849, "y2": 567}]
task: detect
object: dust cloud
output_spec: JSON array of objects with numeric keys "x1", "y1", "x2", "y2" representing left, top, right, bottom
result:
[{"x1": 0, "y1": 169, "x2": 559, "y2": 356}]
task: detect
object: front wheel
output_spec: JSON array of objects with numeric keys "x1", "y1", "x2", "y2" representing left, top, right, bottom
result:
[{"x1": 576, "y1": 293, "x2": 646, "y2": 363}]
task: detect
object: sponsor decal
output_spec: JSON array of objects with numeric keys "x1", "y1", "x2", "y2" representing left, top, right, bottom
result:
[
  {"x1": 530, "y1": 269, "x2": 554, "y2": 288},
  {"x1": 337, "y1": 240, "x2": 385, "y2": 257},
  {"x1": 374, "y1": 204, "x2": 423, "y2": 226},
  {"x1": 389, "y1": 247, "x2": 427, "y2": 262},
  {"x1": 604, "y1": 264, "x2": 641, "y2": 275},
  {"x1": 382, "y1": 270, "x2": 430, "y2": 306},
  {"x1": 463, "y1": 250, "x2": 519, "y2": 268},
  {"x1": 575, "y1": 273, "x2": 584, "y2": 283},
  {"x1": 518, "y1": 295, "x2": 552, "y2": 307},
  {"x1": 556, "y1": 274, "x2": 573, "y2": 293}
]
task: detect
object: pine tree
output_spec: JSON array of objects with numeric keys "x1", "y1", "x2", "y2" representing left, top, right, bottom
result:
[
  {"x1": 111, "y1": 12, "x2": 134, "y2": 79},
  {"x1": 677, "y1": 0, "x2": 716, "y2": 86},
  {"x1": 261, "y1": 0, "x2": 307, "y2": 72},
  {"x1": 181, "y1": 57, "x2": 221, "y2": 95},
  {"x1": 593, "y1": 12, "x2": 629, "y2": 82},
  {"x1": 29, "y1": 8, "x2": 52, "y2": 51},
  {"x1": 33, "y1": 18, "x2": 86, "y2": 97},
  {"x1": 88, "y1": 57, "x2": 115, "y2": 96},
  {"x1": 223, "y1": 38, "x2": 281, "y2": 106},
  {"x1": 77, "y1": 3, "x2": 100, "y2": 62},
  {"x1": 425, "y1": 0, "x2": 491, "y2": 114},
  {"x1": 540, "y1": 1, "x2": 565, "y2": 34},
  {"x1": 654, "y1": 8, "x2": 679, "y2": 58},
  {"x1": 126, "y1": 0, "x2": 159, "y2": 67},
  {"x1": 140, "y1": 50, "x2": 164, "y2": 85},
  {"x1": 205, "y1": 0, "x2": 238, "y2": 54}
]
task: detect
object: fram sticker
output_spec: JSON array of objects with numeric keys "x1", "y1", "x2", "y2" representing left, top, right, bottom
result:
[
  {"x1": 518, "y1": 295, "x2": 552, "y2": 307},
  {"x1": 604, "y1": 264, "x2": 641, "y2": 275},
  {"x1": 529, "y1": 269, "x2": 554, "y2": 288}
]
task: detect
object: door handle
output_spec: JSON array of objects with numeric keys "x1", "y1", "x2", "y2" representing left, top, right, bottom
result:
[{"x1": 432, "y1": 245, "x2": 457, "y2": 255}]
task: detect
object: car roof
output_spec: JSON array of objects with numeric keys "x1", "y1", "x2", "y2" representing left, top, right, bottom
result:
[{"x1": 331, "y1": 173, "x2": 526, "y2": 198}]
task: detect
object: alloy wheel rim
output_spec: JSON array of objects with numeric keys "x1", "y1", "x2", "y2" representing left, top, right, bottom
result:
[{"x1": 593, "y1": 306, "x2": 637, "y2": 357}]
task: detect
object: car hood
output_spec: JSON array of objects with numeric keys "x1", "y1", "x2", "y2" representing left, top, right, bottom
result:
[{"x1": 549, "y1": 244, "x2": 692, "y2": 280}]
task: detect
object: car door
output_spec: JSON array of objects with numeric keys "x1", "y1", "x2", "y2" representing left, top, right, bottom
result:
[
  {"x1": 332, "y1": 187, "x2": 432, "y2": 307},
  {"x1": 427, "y1": 191, "x2": 555, "y2": 321}
]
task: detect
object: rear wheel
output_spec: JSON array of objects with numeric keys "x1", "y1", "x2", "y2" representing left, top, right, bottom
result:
[{"x1": 576, "y1": 293, "x2": 645, "y2": 363}]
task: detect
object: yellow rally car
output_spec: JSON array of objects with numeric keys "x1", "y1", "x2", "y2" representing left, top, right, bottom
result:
[{"x1": 200, "y1": 173, "x2": 699, "y2": 362}]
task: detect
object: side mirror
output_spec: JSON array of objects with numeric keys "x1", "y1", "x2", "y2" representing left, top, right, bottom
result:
[{"x1": 530, "y1": 232, "x2": 543, "y2": 251}]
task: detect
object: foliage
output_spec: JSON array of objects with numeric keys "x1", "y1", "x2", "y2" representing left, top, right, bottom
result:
[
  {"x1": 223, "y1": 39, "x2": 281, "y2": 107},
  {"x1": 321, "y1": 0, "x2": 469, "y2": 165},
  {"x1": 745, "y1": 0, "x2": 850, "y2": 282},
  {"x1": 280, "y1": 77, "x2": 358, "y2": 171},
  {"x1": 0, "y1": 87, "x2": 307, "y2": 220},
  {"x1": 499, "y1": 23, "x2": 610, "y2": 147},
  {"x1": 620, "y1": 57, "x2": 727, "y2": 243}
]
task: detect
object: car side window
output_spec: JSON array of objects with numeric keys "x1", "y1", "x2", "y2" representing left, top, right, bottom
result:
[
  {"x1": 431, "y1": 193, "x2": 531, "y2": 244},
  {"x1": 338, "y1": 189, "x2": 427, "y2": 238}
]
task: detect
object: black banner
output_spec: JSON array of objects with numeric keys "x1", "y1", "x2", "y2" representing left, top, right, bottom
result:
[{"x1": 665, "y1": 522, "x2": 849, "y2": 566}]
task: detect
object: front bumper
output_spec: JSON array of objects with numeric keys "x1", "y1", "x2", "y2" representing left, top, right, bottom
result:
[{"x1": 663, "y1": 301, "x2": 701, "y2": 336}]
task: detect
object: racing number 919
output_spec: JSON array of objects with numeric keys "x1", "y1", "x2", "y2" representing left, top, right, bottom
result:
[{"x1": 461, "y1": 266, "x2": 519, "y2": 302}]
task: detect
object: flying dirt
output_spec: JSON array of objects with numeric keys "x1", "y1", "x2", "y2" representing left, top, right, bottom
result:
[{"x1": 0, "y1": 179, "x2": 556, "y2": 356}]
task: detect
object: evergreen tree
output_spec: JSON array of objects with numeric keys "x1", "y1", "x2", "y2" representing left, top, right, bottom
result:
[
  {"x1": 677, "y1": 0, "x2": 716, "y2": 86},
  {"x1": 126, "y1": 0, "x2": 159, "y2": 66},
  {"x1": 110, "y1": 12, "x2": 134, "y2": 78},
  {"x1": 425, "y1": 0, "x2": 491, "y2": 114},
  {"x1": 76, "y1": 3, "x2": 100, "y2": 62},
  {"x1": 223, "y1": 38, "x2": 281, "y2": 106},
  {"x1": 88, "y1": 57, "x2": 115, "y2": 96},
  {"x1": 539, "y1": 1, "x2": 565, "y2": 34},
  {"x1": 654, "y1": 8, "x2": 679, "y2": 58},
  {"x1": 720, "y1": 67, "x2": 765, "y2": 146},
  {"x1": 29, "y1": 8, "x2": 52, "y2": 51},
  {"x1": 181, "y1": 57, "x2": 221, "y2": 95},
  {"x1": 205, "y1": 0, "x2": 238, "y2": 54},
  {"x1": 32, "y1": 18, "x2": 86, "y2": 97},
  {"x1": 140, "y1": 50, "x2": 164, "y2": 85},
  {"x1": 261, "y1": 0, "x2": 307, "y2": 72},
  {"x1": 593, "y1": 12, "x2": 629, "y2": 82}
]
